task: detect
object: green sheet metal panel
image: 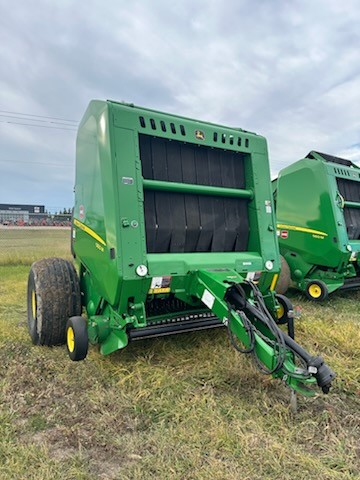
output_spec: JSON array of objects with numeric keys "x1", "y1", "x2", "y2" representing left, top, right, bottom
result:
[
  {"x1": 73, "y1": 99, "x2": 279, "y2": 317},
  {"x1": 275, "y1": 151, "x2": 360, "y2": 292}
]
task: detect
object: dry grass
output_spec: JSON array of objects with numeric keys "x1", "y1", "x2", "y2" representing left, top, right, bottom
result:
[
  {"x1": 0, "y1": 228, "x2": 71, "y2": 265},
  {"x1": 0, "y1": 231, "x2": 359, "y2": 479}
]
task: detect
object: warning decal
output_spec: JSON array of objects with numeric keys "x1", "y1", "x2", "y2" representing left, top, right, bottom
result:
[
  {"x1": 148, "y1": 276, "x2": 172, "y2": 294},
  {"x1": 201, "y1": 289, "x2": 215, "y2": 309}
]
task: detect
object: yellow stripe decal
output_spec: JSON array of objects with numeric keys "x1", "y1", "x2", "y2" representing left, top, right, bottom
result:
[
  {"x1": 73, "y1": 218, "x2": 106, "y2": 246},
  {"x1": 277, "y1": 224, "x2": 328, "y2": 237},
  {"x1": 270, "y1": 274, "x2": 279, "y2": 291}
]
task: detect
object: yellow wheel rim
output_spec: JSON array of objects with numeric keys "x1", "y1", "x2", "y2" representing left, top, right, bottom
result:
[
  {"x1": 67, "y1": 326, "x2": 75, "y2": 353},
  {"x1": 308, "y1": 284, "x2": 322, "y2": 299},
  {"x1": 31, "y1": 290, "x2": 37, "y2": 319},
  {"x1": 277, "y1": 304, "x2": 285, "y2": 319}
]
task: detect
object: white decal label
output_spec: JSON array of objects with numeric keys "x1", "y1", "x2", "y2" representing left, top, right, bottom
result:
[
  {"x1": 150, "y1": 277, "x2": 163, "y2": 289},
  {"x1": 149, "y1": 276, "x2": 172, "y2": 294},
  {"x1": 201, "y1": 289, "x2": 215, "y2": 309},
  {"x1": 246, "y1": 272, "x2": 256, "y2": 281},
  {"x1": 265, "y1": 200, "x2": 272, "y2": 213}
]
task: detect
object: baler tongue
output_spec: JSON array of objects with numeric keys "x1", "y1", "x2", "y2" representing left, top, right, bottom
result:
[{"x1": 188, "y1": 269, "x2": 335, "y2": 396}]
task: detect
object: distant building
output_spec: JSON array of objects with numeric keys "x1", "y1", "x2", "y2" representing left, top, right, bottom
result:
[
  {"x1": 0, "y1": 204, "x2": 45, "y2": 224},
  {"x1": 0, "y1": 204, "x2": 71, "y2": 226}
]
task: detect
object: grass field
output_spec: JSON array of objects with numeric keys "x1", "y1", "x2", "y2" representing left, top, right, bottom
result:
[
  {"x1": 0, "y1": 228, "x2": 72, "y2": 265},
  {"x1": 0, "y1": 229, "x2": 359, "y2": 479}
]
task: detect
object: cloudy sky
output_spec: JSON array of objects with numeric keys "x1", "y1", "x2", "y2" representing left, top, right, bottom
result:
[{"x1": 0, "y1": 0, "x2": 359, "y2": 211}]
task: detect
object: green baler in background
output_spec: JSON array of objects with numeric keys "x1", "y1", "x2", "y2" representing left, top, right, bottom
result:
[
  {"x1": 274, "y1": 151, "x2": 360, "y2": 300},
  {"x1": 27, "y1": 101, "x2": 334, "y2": 396}
]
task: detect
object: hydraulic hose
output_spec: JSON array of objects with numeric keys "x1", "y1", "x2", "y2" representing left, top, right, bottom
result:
[
  {"x1": 281, "y1": 332, "x2": 335, "y2": 393},
  {"x1": 224, "y1": 281, "x2": 335, "y2": 393}
]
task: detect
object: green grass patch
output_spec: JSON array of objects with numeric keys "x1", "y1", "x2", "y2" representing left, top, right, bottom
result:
[
  {"x1": 0, "y1": 231, "x2": 359, "y2": 479},
  {"x1": 0, "y1": 228, "x2": 71, "y2": 265}
]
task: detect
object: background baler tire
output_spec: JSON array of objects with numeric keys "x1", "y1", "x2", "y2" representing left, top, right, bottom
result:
[
  {"x1": 305, "y1": 280, "x2": 328, "y2": 302},
  {"x1": 27, "y1": 258, "x2": 81, "y2": 346},
  {"x1": 275, "y1": 255, "x2": 291, "y2": 294}
]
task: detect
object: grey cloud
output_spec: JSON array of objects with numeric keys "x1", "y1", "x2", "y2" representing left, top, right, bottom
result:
[{"x1": 0, "y1": 0, "x2": 359, "y2": 208}]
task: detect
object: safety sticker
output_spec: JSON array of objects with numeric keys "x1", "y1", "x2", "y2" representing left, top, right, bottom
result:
[
  {"x1": 265, "y1": 200, "x2": 272, "y2": 213},
  {"x1": 201, "y1": 289, "x2": 215, "y2": 309},
  {"x1": 246, "y1": 272, "x2": 256, "y2": 281},
  {"x1": 148, "y1": 276, "x2": 172, "y2": 294},
  {"x1": 280, "y1": 230, "x2": 288, "y2": 239}
]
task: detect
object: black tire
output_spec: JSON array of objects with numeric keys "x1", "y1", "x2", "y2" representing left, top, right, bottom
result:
[
  {"x1": 66, "y1": 316, "x2": 88, "y2": 361},
  {"x1": 275, "y1": 255, "x2": 291, "y2": 294},
  {"x1": 305, "y1": 280, "x2": 328, "y2": 302},
  {"x1": 27, "y1": 258, "x2": 81, "y2": 346},
  {"x1": 275, "y1": 294, "x2": 293, "y2": 325}
]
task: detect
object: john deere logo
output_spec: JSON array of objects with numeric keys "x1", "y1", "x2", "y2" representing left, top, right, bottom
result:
[{"x1": 195, "y1": 130, "x2": 205, "y2": 140}]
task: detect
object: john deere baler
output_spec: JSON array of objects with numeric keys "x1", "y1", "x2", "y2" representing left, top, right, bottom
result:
[
  {"x1": 274, "y1": 151, "x2": 360, "y2": 300},
  {"x1": 27, "y1": 102, "x2": 334, "y2": 396}
]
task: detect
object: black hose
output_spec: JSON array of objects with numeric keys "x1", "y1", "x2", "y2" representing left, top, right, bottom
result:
[
  {"x1": 225, "y1": 282, "x2": 287, "y2": 375},
  {"x1": 287, "y1": 315, "x2": 295, "y2": 340},
  {"x1": 225, "y1": 280, "x2": 335, "y2": 393},
  {"x1": 281, "y1": 331, "x2": 336, "y2": 393},
  {"x1": 226, "y1": 304, "x2": 255, "y2": 354}
]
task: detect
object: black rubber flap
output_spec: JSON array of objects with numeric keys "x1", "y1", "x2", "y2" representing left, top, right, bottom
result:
[
  {"x1": 139, "y1": 135, "x2": 250, "y2": 253},
  {"x1": 337, "y1": 178, "x2": 360, "y2": 240}
]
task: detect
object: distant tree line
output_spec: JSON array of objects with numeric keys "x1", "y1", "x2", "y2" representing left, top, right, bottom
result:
[{"x1": 46, "y1": 208, "x2": 72, "y2": 215}]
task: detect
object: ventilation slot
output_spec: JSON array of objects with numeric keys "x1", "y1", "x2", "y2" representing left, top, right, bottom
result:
[
  {"x1": 335, "y1": 168, "x2": 351, "y2": 177},
  {"x1": 213, "y1": 132, "x2": 218, "y2": 142},
  {"x1": 160, "y1": 121, "x2": 167, "y2": 132},
  {"x1": 245, "y1": 139, "x2": 249, "y2": 148},
  {"x1": 237, "y1": 138, "x2": 242, "y2": 147},
  {"x1": 139, "y1": 116, "x2": 146, "y2": 128},
  {"x1": 170, "y1": 123, "x2": 176, "y2": 134},
  {"x1": 180, "y1": 125, "x2": 186, "y2": 136},
  {"x1": 150, "y1": 119, "x2": 156, "y2": 130}
]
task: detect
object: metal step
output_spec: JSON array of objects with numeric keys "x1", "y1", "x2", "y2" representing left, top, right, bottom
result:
[{"x1": 128, "y1": 316, "x2": 223, "y2": 341}]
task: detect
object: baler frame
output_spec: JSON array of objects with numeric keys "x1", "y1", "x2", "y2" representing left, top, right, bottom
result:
[{"x1": 27, "y1": 101, "x2": 335, "y2": 398}]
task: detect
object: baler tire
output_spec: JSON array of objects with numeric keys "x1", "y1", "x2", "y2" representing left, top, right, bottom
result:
[
  {"x1": 27, "y1": 258, "x2": 81, "y2": 346},
  {"x1": 66, "y1": 316, "x2": 88, "y2": 361},
  {"x1": 305, "y1": 280, "x2": 328, "y2": 302},
  {"x1": 275, "y1": 294, "x2": 293, "y2": 325},
  {"x1": 275, "y1": 256, "x2": 291, "y2": 295}
]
